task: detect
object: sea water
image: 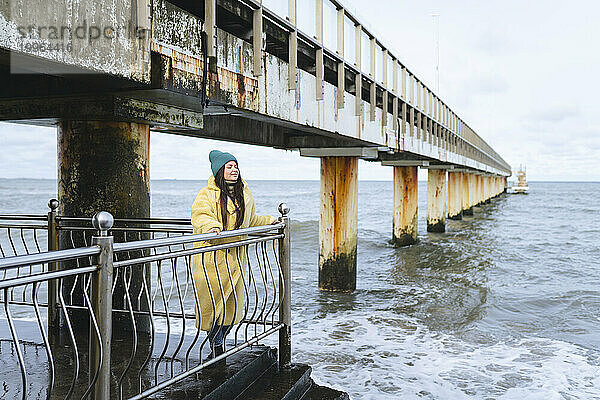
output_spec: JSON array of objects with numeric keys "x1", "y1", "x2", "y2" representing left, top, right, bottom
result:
[{"x1": 1, "y1": 179, "x2": 599, "y2": 399}]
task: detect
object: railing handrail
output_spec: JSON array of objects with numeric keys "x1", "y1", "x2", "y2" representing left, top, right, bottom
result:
[
  {"x1": 0, "y1": 214, "x2": 48, "y2": 221},
  {"x1": 0, "y1": 245, "x2": 100, "y2": 270},
  {"x1": 113, "y1": 233, "x2": 284, "y2": 269},
  {"x1": 0, "y1": 214, "x2": 192, "y2": 224},
  {"x1": 0, "y1": 204, "x2": 292, "y2": 398},
  {"x1": 57, "y1": 216, "x2": 192, "y2": 225},
  {"x1": 112, "y1": 222, "x2": 285, "y2": 253},
  {"x1": 0, "y1": 265, "x2": 98, "y2": 290}
]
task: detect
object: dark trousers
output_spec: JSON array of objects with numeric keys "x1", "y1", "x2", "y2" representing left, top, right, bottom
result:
[{"x1": 207, "y1": 324, "x2": 231, "y2": 348}]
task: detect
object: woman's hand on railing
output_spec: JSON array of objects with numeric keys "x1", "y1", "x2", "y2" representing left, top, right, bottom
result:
[
  {"x1": 207, "y1": 227, "x2": 221, "y2": 235},
  {"x1": 271, "y1": 217, "x2": 281, "y2": 225}
]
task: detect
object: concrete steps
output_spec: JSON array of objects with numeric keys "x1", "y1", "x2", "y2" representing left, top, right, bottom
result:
[
  {"x1": 238, "y1": 363, "x2": 349, "y2": 400},
  {"x1": 151, "y1": 345, "x2": 278, "y2": 399}
]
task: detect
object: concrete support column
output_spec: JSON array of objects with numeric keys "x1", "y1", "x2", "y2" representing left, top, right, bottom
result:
[
  {"x1": 484, "y1": 176, "x2": 490, "y2": 203},
  {"x1": 475, "y1": 175, "x2": 482, "y2": 206},
  {"x1": 448, "y1": 171, "x2": 462, "y2": 220},
  {"x1": 58, "y1": 120, "x2": 151, "y2": 332},
  {"x1": 427, "y1": 169, "x2": 446, "y2": 232},
  {"x1": 462, "y1": 172, "x2": 473, "y2": 215},
  {"x1": 392, "y1": 166, "x2": 418, "y2": 246},
  {"x1": 480, "y1": 175, "x2": 485, "y2": 204},
  {"x1": 468, "y1": 173, "x2": 476, "y2": 210},
  {"x1": 319, "y1": 156, "x2": 358, "y2": 292}
]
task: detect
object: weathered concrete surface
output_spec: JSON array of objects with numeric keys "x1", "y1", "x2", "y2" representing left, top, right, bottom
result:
[
  {"x1": 58, "y1": 120, "x2": 150, "y2": 222},
  {"x1": 462, "y1": 172, "x2": 473, "y2": 216},
  {"x1": 58, "y1": 120, "x2": 151, "y2": 332},
  {"x1": 392, "y1": 166, "x2": 418, "y2": 246},
  {"x1": 0, "y1": 0, "x2": 150, "y2": 80},
  {"x1": 0, "y1": 94, "x2": 204, "y2": 129},
  {"x1": 319, "y1": 156, "x2": 358, "y2": 292},
  {"x1": 447, "y1": 171, "x2": 462, "y2": 220},
  {"x1": 474, "y1": 174, "x2": 481, "y2": 207},
  {"x1": 427, "y1": 169, "x2": 446, "y2": 233},
  {"x1": 0, "y1": 0, "x2": 511, "y2": 178}
]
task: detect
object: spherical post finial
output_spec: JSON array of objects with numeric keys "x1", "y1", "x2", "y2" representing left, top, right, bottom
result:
[
  {"x1": 48, "y1": 198, "x2": 59, "y2": 211},
  {"x1": 278, "y1": 203, "x2": 290, "y2": 217},
  {"x1": 92, "y1": 211, "x2": 114, "y2": 236}
]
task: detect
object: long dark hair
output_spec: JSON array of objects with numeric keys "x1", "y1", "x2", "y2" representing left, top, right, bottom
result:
[{"x1": 214, "y1": 166, "x2": 245, "y2": 229}]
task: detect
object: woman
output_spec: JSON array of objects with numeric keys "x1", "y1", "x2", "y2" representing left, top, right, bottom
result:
[{"x1": 191, "y1": 150, "x2": 276, "y2": 358}]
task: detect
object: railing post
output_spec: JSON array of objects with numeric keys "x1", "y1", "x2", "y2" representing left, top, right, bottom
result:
[
  {"x1": 47, "y1": 199, "x2": 60, "y2": 334},
  {"x1": 90, "y1": 212, "x2": 114, "y2": 399},
  {"x1": 278, "y1": 203, "x2": 291, "y2": 368}
]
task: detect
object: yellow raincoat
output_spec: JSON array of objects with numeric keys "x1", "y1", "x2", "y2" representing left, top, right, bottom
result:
[{"x1": 191, "y1": 176, "x2": 275, "y2": 331}]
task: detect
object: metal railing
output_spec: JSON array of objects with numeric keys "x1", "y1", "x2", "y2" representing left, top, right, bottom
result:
[
  {"x1": 0, "y1": 203, "x2": 292, "y2": 399},
  {"x1": 206, "y1": 0, "x2": 511, "y2": 174}
]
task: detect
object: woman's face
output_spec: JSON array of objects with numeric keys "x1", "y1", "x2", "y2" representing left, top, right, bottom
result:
[{"x1": 223, "y1": 160, "x2": 239, "y2": 181}]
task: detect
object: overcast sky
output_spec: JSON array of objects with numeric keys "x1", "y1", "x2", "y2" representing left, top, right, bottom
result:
[{"x1": 1, "y1": 0, "x2": 598, "y2": 181}]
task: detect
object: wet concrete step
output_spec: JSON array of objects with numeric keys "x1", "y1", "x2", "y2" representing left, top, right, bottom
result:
[
  {"x1": 238, "y1": 363, "x2": 350, "y2": 400},
  {"x1": 301, "y1": 383, "x2": 350, "y2": 400},
  {"x1": 236, "y1": 363, "x2": 312, "y2": 400},
  {"x1": 150, "y1": 345, "x2": 278, "y2": 399}
]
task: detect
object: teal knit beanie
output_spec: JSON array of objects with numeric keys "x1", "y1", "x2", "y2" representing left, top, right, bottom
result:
[{"x1": 209, "y1": 150, "x2": 237, "y2": 177}]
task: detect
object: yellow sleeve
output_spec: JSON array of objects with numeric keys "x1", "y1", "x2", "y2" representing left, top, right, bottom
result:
[
  {"x1": 247, "y1": 189, "x2": 276, "y2": 227},
  {"x1": 191, "y1": 189, "x2": 223, "y2": 233}
]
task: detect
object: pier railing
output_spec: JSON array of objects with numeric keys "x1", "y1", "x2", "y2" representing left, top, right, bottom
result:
[{"x1": 0, "y1": 203, "x2": 292, "y2": 399}]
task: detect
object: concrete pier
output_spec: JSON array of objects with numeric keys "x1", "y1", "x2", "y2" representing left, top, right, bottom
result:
[
  {"x1": 447, "y1": 171, "x2": 462, "y2": 220},
  {"x1": 58, "y1": 120, "x2": 151, "y2": 331},
  {"x1": 482, "y1": 176, "x2": 487, "y2": 203},
  {"x1": 392, "y1": 166, "x2": 418, "y2": 246},
  {"x1": 58, "y1": 121, "x2": 150, "y2": 218},
  {"x1": 475, "y1": 175, "x2": 482, "y2": 206},
  {"x1": 427, "y1": 169, "x2": 447, "y2": 233},
  {"x1": 483, "y1": 175, "x2": 492, "y2": 204},
  {"x1": 319, "y1": 156, "x2": 358, "y2": 292},
  {"x1": 462, "y1": 172, "x2": 473, "y2": 216}
]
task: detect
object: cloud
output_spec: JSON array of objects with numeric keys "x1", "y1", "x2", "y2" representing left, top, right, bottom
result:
[
  {"x1": 472, "y1": 28, "x2": 512, "y2": 54},
  {"x1": 461, "y1": 74, "x2": 509, "y2": 96},
  {"x1": 528, "y1": 105, "x2": 580, "y2": 124}
]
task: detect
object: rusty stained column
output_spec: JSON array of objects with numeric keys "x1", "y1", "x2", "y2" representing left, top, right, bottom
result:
[
  {"x1": 319, "y1": 156, "x2": 358, "y2": 292},
  {"x1": 392, "y1": 166, "x2": 418, "y2": 246},
  {"x1": 479, "y1": 175, "x2": 486, "y2": 205},
  {"x1": 58, "y1": 120, "x2": 151, "y2": 332},
  {"x1": 447, "y1": 171, "x2": 462, "y2": 220},
  {"x1": 484, "y1": 176, "x2": 491, "y2": 203},
  {"x1": 427, "y1": 169, "x2": 446, "y2": 232},
  {"x1": 462, "y1": 172, "x2": 473, "y2": 216},
  {"x1": 474, "y1": 174, "x2": 482, "y2": 207},
  {"x1": 468, "y1": 173, "x2": 477, "y2": 210}
]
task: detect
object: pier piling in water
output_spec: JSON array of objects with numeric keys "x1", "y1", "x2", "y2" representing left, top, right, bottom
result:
[
  {"x1": 475, "y1": 174, "x2": 483, "y2": 207},
  {"x1": 462, "y1": 172, "x2": 473, "y2": 215},
  {"x1": 319, "y1": 156, "x2": 358, "y2": 292},
  {"x1": 392, "y1": 166, "x2": 418, "y2": 246},
  {"x1": 58, "y1": 120, "x2": 151, "y2": 332},
  {"x1": 427, "y1": 169, "x2": 447, "y2": 232},
  {"x1": 448, "y1": 171, "x2": 463, "y2": 220}
]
